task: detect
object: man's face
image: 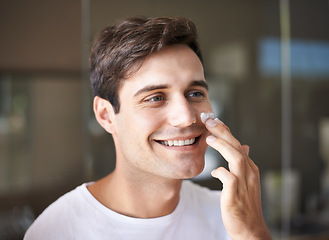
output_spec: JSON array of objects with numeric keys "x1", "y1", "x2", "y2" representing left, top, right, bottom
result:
[{"x1": 111, "y1": 44, "x2": 213, "y2": 180}]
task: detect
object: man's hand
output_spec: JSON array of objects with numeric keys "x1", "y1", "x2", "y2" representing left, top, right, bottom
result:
[{"x1": 204, "y1": 118, "x2": 272, "y2": 240}]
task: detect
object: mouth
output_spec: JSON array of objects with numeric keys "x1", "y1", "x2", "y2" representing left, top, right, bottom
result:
[{"x1": 155, "y1": 136, "x2": 200, "y2": 147}]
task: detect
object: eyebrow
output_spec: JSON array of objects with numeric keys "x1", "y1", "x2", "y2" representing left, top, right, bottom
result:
[
  {"x1": 134, "y1": 84, "x2": 169, "y2": 97},
  {"x1": 190, "y1": 80, "x2": 209, "y2": 91},
  {"x1": 133, "y1": 80, "x2": 208, "y2": 97}
]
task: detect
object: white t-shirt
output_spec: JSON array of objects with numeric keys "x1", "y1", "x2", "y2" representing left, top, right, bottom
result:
[{"x1": 24, "y1": 180, "x2": 230, "y2": 240}]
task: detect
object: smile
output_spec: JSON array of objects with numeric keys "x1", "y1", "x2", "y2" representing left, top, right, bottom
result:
[{"x1": 158, "y1": 137, "x2": 197, "y2": 147}]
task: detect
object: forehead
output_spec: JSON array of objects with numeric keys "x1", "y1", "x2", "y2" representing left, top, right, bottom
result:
[{"x1": 120, "y1": 44, "x2": 205, "y2": 94}]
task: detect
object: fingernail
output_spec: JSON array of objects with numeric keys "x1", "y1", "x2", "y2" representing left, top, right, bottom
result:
[
  {"x1": 214, "y1": 118, "x2": 224, "y2": 125},
  {"x1": 206, "y1": 119, "x2": 217, "y2": 127},
  {"x1": 206, "y1": 118, "x2": 224, "y2": 127},
  {"x1": 206, "y1": 135, "x2": 217, "y2": 143}
]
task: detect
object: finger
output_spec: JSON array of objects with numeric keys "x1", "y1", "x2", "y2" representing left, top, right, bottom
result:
[
  {"x1": 206, "y1": 135, "x2": 248, "y2": 192},
  {"x1": 242, "y1": 144, "x2": 254, "y2": 175},
  {"x1": 205, "y1": 119, "x2": 258, "y2": 193},
  {"x1": 241, "y1": 145, "x2": 261, "y2": 190},
  {"x1": 211, "y1": 167, "x2": 238, "y2": 201},
  {"x1": 242, "y1": 145, "x2": 250, "y2": 156},
  {"x1": 246, "y1": 158, "x2": 261, "y2": 189},
  {"x1": 205, "y1": 118, "x2": 243, "y2": 154},
  {"x1": 241, "y1": 145, "x2": 259, "y2": 175},
  {"x1": 205, "y1": 118, "x2": 231, "y2": 132}
]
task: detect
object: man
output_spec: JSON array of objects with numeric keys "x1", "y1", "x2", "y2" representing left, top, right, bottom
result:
[{"x1": 25, "y1": 16, "x2": 271, "y2": 239}]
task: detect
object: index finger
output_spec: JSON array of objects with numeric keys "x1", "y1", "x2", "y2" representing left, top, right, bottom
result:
[{"x1": 205, "y1": 118, "x2": 243, "y2": 153}]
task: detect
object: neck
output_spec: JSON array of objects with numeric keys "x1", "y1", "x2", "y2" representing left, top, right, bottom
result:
[{"x1": 88, "y1": 168, "x2": 183, "y2": 218}]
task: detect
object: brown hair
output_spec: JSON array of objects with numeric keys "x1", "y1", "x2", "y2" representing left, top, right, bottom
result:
[{"x1": 89, "y1": 16, "x2": 203, "y2": 113}]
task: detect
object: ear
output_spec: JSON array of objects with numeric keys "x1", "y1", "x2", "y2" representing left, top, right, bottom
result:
[{"x1": 93, "y1": 96, "x2": 117, "y2": 134}]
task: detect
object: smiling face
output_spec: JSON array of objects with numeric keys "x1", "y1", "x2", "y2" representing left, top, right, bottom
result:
[{"x1": 109, "y1": 44, "x2": 213, "y2": 181}]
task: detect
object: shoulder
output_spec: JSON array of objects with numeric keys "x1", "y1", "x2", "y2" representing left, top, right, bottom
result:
[{"x1": 24, "y1": 183, "x2": 90, "y2": 240}]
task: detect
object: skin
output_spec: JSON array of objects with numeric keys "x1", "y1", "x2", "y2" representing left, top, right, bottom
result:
[
  {"x1": 90, "y1": 44, "x2": 271, "y2": 239},
  {"x1": 206, "y1": 119, "x2": 272, "y2": 240}
]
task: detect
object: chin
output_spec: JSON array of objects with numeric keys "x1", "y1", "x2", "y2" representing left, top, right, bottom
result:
[{"x1": 178, "y1": 162, "x2": 205, "y2": 179}]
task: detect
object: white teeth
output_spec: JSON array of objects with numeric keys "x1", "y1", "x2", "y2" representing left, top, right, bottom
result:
[{"x1": 161, "y1": 138, "x2": 196, "y2": 147}]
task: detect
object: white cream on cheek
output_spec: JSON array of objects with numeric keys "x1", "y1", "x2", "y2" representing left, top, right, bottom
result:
[{"x1": 200, "y1": 112, "x2": 215, "y2": 124}]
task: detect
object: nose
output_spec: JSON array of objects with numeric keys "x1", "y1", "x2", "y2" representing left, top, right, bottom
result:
[{"x1": 167, "y1": 96, "x2": 197, "y2": 128}]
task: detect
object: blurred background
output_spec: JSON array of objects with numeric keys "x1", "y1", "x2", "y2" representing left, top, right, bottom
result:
[{"x1": 0, "y1": 0, "x2": 329, "y2": 239}]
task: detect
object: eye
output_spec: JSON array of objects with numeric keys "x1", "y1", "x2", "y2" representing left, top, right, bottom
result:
[
  {"x1": 187, "y1": 90, "x2": 205, "y2": 99},
  {"x1": 143, "y1": 94, "x2": 166, "y2": 105},
  {"x1": 147, "y1": 95, "x2": 165, "y2": 102}
]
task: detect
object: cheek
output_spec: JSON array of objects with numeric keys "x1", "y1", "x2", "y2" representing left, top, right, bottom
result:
[
  {"x1": 124, "y1": 109, "x2": 164, "y2": 138},
  {"x1": 135, "y1": 110, "x2": 164, "y2": 132}
]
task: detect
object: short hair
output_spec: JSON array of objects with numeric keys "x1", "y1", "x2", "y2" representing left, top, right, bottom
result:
[{"x1": 89, "y1": 16, "x2": 203, "y2": 113}]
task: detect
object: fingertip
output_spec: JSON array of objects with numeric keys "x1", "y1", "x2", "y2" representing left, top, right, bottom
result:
[
  {"x1": 211, "y1": 168, "x2": 219, "y2": 178},
  {"x1": 206, "y1": 135, "x2": 217, "y2": 144},
  {"x1": 211, "y1": 167, "x2": 225, "y2": 179},
  {"x1": 214, "y1": 118, "x2": 224, "y2": 125}
]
